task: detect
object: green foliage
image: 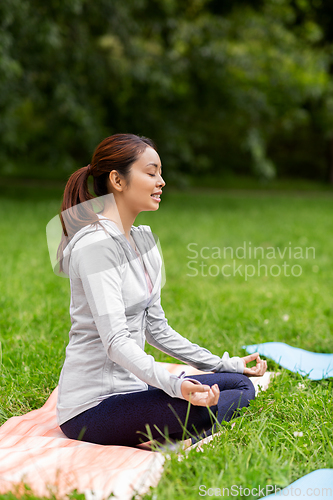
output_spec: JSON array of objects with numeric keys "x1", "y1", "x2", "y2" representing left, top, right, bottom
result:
[{"x1": 1, "y1": 0, "x2": 333, "y2": 181}]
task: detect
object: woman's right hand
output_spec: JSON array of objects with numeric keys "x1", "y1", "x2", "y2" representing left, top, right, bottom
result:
[{"x1": 181, "y1": 380, "x2": 220, "y2": 407}]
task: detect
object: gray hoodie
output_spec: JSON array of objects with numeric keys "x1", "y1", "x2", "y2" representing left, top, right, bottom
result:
[{"x1": 56, "y1": 215, "x2": 244, "y2": 426}]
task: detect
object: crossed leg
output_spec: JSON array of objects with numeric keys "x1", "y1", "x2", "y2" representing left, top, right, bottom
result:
[{"x1": 60, "y1": 373, "x2": 255, "y2": 447}]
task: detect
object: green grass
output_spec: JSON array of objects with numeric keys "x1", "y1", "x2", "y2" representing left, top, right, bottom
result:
[
  {"x1": 0, "y1": 185, "x2": 332, "y2": 499},
  {"x1": 188, "y1": 174, "x2": 333, "y2": 192},
  {"x1": 153, "y1": 375, "x2": 333, "y2": 499}
]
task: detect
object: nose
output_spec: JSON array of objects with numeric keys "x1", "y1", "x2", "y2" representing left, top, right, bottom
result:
[{"x1": 157, "y1": 172, "x2": 166, "y2": 188}]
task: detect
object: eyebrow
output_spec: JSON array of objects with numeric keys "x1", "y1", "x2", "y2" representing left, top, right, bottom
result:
[{"x1": 146, "y1": 162, "x2": 162, "y2": 171}]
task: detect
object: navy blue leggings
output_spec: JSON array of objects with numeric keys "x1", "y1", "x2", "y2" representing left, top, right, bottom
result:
[{"x1": 60, "y1": 373, "x2": 255, "y2": 447}]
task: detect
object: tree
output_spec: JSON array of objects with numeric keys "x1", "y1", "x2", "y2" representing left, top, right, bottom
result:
[{"x1": 0, "y1": 0, "x2": 332, "y2": 183}]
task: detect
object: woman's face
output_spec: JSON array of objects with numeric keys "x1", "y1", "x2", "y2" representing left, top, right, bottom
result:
[{"x1": 118, "y1": 146, "x2": 165, "y2": 214}]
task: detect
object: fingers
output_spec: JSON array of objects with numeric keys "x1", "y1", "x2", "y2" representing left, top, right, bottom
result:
[
  {"x1": 181, "y1": 381, "x2": 220, "y2": 406},
  {"x1": 242, "y1": 352, "x2": 260, "y2": 364},
  {"x1": 254, "y1": 360, "x2": 266, "y2": 375},
  {"x1": 243, "y1": 359, "x2": 267, "y2": 376},
  {"x1": 259, "y1": 359, "x2": 267, "y2": 375},
  {"x1": 181, "y1": 380, "x2": 209, "y2": 399},
  {"x1": 191, "y1": 385, "x2": 218, "y2": 406},
  {"x1": 192, "y1": 384, "x2": 211, "y2": 393},
  {"x1": 209, "y1": 383, "x2": 220, "y2": 405},
  {"x1": 242, "y1": 352, "x2": 268, "y2": 376}
]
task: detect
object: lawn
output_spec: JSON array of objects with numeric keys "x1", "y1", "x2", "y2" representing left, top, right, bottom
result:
[{"x1": 0, "y1": 184, "x2": 332, "y2": 499}]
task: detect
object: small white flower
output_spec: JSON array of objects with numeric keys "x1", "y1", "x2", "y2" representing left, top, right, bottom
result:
[
  {"x1": 293, "y1": 431, "x2": 303, "y2": 437},
  {"x1": 264, "y1": 319, "x2": 269, "y2": 325},
  {"x1": 298, "y1": 383, "x2": 305, "y2": 389},
  {"x1": 282, "y1": 314, "x2": 289, "y2": 321}
]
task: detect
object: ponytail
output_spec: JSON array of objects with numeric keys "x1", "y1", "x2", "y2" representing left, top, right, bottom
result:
[
  {"x1": 57, "y1": 165, "x2": 99, "y2": 272},
  {"x1": 62, "y1": 164, "x2": 94, "y2": 211}
]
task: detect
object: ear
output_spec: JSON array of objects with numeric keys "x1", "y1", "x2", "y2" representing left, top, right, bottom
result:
[{"x1": 108, "y1": 170, "x2": 125, "y2": 192}]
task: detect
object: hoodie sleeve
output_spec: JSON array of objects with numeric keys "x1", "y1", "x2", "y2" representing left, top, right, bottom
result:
[
  {"x1": 134, "y1": 225, "x2": 243, "y2": 374},
  {"x1": 72, "y1": 234, "x2": 185, "y2": 399},
  {"x1": 145, "y1": 295, "x2": 244, "y2": 374}
]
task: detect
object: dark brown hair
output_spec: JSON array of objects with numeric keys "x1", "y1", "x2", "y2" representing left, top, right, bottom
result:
[{"x1": 57, "y1": 133, "x2": 156, "y2": 271}]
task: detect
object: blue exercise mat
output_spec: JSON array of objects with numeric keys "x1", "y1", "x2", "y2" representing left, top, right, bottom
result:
[
  {"x1": 264, "y1": 469, "x2": 333, "y2": 498},
  {"x1": 244, "y1": 342, "x2": 333, "y2": 380}
]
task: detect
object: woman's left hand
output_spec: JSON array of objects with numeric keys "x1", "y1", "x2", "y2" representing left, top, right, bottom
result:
[
  {"x1": 242, "y1": 352, "x2": 267, "y2": 376},
  {"x1": 181, "y1": 380, "x2": 220, "y2": 407}
]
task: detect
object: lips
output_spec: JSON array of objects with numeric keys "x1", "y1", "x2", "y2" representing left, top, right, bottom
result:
[{"x1": 151, "y1": 191, "x2": 162, "y2": 200}]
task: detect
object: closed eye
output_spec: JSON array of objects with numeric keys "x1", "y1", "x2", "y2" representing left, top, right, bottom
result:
[{"x1": 148, "y1": 174, "x2": 156, "y2": 177}]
